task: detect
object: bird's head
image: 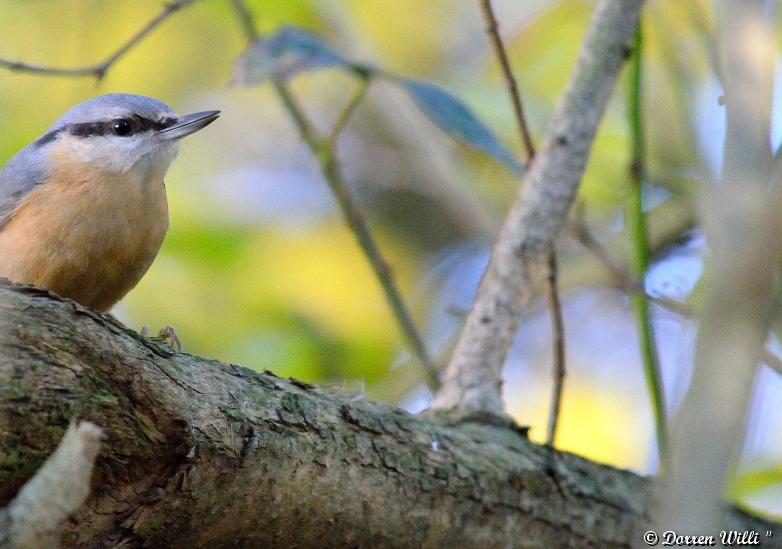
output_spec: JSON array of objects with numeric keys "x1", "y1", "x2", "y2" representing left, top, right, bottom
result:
[{"x1": 35, "y1": 93, "x2": 219, "y2": 176}]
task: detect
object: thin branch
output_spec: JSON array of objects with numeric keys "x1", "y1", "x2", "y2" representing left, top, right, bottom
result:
[
  {"x1": 481, "y1": 0, "x2": 566, "y2": 446},
  {"x1": 479, "y1": 0, "x2": 568, "y2": 442},
  {"x1": 328, "y1": 76, "x2": 371, "y2": 145},
  {"x1": 569, "y1": 217, "x2": 634, "y2": 289},
  {"x1": 543, "y1": 253, "x2": 566, "y2": 446},
  {"x1": 230, "y1": 0, "x2": 260, "y2": 42},
  {"x1": 228, "y1": 1, "x2": 441, "y2": 390},
  {"x1": 228, "y1": 0, "x2": 439, "y2": 388},
  {"x1": 0, "y1": 422, "x2": 104, "y2": 548},
  {"x1": 431, "y1": 0, "x2": 645, "y2": 416},
  {"x1": 571, "y1": 217, "x2": 782, "y2": 383},
  {"x1": 272, "y1": 81, "x2": 439, "y2": 389},
  {"x1": 273, "y1": 81, "x2": 318, "y2": 144},
  {"x1": 479, "y1": 0, "x2": 536, "y2": 162},
  {"x1": 0, "y1": 0, "x2": 196, "y2": 80},
  {"x1": 626, "y1": 25, "x2": 668, "y2": 458}
]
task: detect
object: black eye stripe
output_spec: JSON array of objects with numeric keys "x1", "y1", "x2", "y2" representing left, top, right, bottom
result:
[
  {"x1": 65, "y1": 115, "x2": 175, "y2": 138},
  {"x1": 132, "y1": 115, "x2": 176, "y2": 132}
]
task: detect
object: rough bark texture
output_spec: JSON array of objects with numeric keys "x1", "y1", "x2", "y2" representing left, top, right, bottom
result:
[{"x1": 0, "y1": 281, "x2": 778, "y2": 548}]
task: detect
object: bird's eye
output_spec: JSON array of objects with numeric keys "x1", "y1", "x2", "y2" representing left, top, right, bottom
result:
[{"x1": 112, "y1": 119, "x2": 132, "y2": 136}]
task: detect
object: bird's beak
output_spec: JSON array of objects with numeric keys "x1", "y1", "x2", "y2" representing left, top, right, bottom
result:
[{"x1": 157, "y1": 110, "x2": 220, "y2": 141}]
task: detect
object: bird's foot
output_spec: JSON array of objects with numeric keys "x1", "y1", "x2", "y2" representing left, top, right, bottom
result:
[{"x1": 140, "y1": 325, "x2": 182, "y2": 351}]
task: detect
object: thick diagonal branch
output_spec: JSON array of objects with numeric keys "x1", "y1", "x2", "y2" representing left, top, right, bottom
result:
[{"x1": 431, "y1": 0, "x2": 645, "y2": 414}]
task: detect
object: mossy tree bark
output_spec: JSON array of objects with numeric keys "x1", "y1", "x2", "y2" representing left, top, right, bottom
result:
[{"x1": 0, "y1": 281, "x2": 777, "y2": 548}]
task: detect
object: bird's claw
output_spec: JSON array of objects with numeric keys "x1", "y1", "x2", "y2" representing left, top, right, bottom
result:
[{"x1": 141, "y1": 325, "x2": 182, "y2": 351}]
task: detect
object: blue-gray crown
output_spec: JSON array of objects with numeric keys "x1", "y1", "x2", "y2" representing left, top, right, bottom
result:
[{"x1": 52, "y1": 94, "x2": 176, "y2": 129}]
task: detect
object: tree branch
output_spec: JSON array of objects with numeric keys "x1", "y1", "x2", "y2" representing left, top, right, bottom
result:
[
  {"x1": 479, "y1": 0, "x2": 535, "y2": 163},
  {"x1": 478, "y1": 0, "x2": 567, "y2": 447},
  {"x1": 0, "y1": 281, "x2": 777, "y2": 547},
  {"x1": 229, "y1": 1, "x2": 438, "y2": 389},
  {"x1": 229, "y1": 0, "x2": 259, "y2": 43},
  {"x1": 543, "y1": 253, "x2": 566, "y2": 446},
  {"x1": 0, "y1": 422, "x2": 103, "y2": 548},
  {"x1": 271, "y1": 79, "x2": 440, "y2": 389},
  {"x1": 571, "y1": 216, "x2": 782, "y2": 380},
  {"x1": 431, "y1": 0, "x2": 645, "y2": 416},
  {"x1": 0, "y1": 0, "x2": 196, "y2": 80}
]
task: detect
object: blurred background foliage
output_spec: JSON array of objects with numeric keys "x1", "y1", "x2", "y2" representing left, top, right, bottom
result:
[{"x1": 0, "y1": 0, "x2": 780, "y2": 517}]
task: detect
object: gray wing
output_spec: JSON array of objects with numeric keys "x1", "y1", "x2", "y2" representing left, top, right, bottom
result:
[{"x1": 0, "y1": 143, "x2": 49, "y2": 230}]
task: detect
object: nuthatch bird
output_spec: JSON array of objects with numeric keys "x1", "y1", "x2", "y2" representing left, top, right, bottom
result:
[{"x1": 0, "y1": 93, "x2": 219, "y2": 311}]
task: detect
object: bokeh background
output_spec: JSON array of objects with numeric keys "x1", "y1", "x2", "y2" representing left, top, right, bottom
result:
[{"x1": 1, "y1": 0, "x2": 780, "y2": 516}]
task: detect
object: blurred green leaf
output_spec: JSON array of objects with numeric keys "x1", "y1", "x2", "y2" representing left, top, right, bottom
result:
[
  {"x1": 729, "y1": 467, "x2": 782, "y2": 499},
  {"x1": 234, "y1": 25, "x2": 521, "y2": 174},
  {"x1": 234, "y1": 25, "x2": 362, "y2": 84},
  {"x1": 391, "y1": 78, "x2": 523, "y2": 175}
]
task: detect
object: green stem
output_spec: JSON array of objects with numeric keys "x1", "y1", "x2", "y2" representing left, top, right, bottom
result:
[
  {"x1": 627, "y1": 24, "x2": 668, "y2": 460},
  {"x1": 328, "y1": 75, "x2": 371, "y2": 145},
  {"x1": 273, "y1": 80, "x2": 440, "y2": 390},
  {"x1": 230, "y1": 0, "x2": 438, "y2": 389}
]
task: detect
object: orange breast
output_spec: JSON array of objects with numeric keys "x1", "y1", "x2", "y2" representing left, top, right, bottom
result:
[{"x1": 0, "y1": 152, "x2": 169, "y2": 311}]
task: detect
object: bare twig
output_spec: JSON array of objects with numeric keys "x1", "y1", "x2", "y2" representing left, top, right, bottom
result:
[
  {"x1": 478, "y1": 0, "x2": 567, "y2": 444},
  {"x1": 574, "y1": 218, "x2": 782, "y2": 383},
  {"x1": 377, "y1": 201, "x2": 696, "y2": 405},
  {"x1": 0, "y1": 0, "x2": 196, "y2": 80},
  {"x1": 273, "y1": 81, "x2": 317, "y2": 142},
  {"x1": 328, "y1": 76, "x2": 371, "y2": 145},
  {"x1": 479, "y1": 0, "x2": 536, "y2": 163},
  {"x1": 570, "y1": 217, "x2": 634, "y2": 288},
  {"x1": 543, "y1": 253, "x2": 566, "y2": 445},
  {"x1": 571, "y1": 218, "x2": 684, "y2": 313},
  {"x1": 230, "y1": 0, "x2": 259, "y2": 42},
  {"x1": 274, "y1": 81, "x2": 440, "y2": 390},
  {"x1": 577, "y1": 204, "x2": 782, "y2": 515},
  {"x1": 431, "y1": 0, "x2": 645, "y2": 416},
  {"x1": 571, "y1": 219, "x2": 782, "y2": 398},
  {"x1": 229, "y1": 1, "x2": 439, "y2": 389},
  {"x1": 0, "y1": 422, "x2": 104, "y2": 548},
  {"x1": 261, "y1": 40, "x2": 439, "y2": 388}
]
